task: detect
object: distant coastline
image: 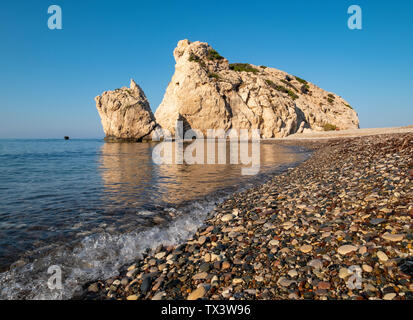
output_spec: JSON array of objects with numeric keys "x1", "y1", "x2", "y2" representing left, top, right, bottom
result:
[{"x1": 272, "y1": 126, "x2": 413, "y2": 140}]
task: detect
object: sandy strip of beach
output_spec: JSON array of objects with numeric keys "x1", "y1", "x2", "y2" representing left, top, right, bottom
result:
[{"x1": 271, "y1": 126, "x2": 413, "y2": 140}]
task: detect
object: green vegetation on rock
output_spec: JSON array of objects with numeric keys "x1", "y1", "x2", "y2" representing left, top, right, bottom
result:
[
  {"x1": 265, "y1": 79, "x2": 299, "y2": 100},
  {"x1": 207, "y1": 49, "x2": 224, "y2": 61},
  {"x1": 295, "y1": 76, "x2": 308, "y2": 85},
  {"x1": 208, "y1": 72, "x2": 220, "y2": 80},
  {"x1": 281, "y1": 79, "x2": 299, "y2": 92},
  {"x1": 188, "y1": 53, "x2": 200, "y2": 62},
  {"x1": 188, "y1": 53, "x2": 206, "y2": 68},
  {"x1": 229, "y1": 63, "x2": 259, "y2": 74},
  {"x1": 322, "y1": 123, "x2": 338, "y2": 131},
  {"x1": 189, "y1": 49, "x2": 224, "y2": 62}
]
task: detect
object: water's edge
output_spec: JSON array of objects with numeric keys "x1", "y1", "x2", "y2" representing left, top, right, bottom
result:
[
  {"x1": 73, "y1": 145, "x2": 312, "y2": 299},
  {"x1": 0, "y1": 144, "x2": 312, "y2": 300}
]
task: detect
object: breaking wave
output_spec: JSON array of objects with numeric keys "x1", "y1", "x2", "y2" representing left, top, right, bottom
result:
[{"x1": 0, "y1": 200, "x2": 219, "y2": 299}]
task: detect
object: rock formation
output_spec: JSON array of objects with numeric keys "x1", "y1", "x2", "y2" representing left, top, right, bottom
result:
[
  {"x1": 95, "y1": 79, "x2": 158, "y2": 141},
  {"x1": 95, "y1": 40, "x2": 359, "y2": 141},
  {"x1": 155, "y1": 40, "x2": 359, "y2": 138}
]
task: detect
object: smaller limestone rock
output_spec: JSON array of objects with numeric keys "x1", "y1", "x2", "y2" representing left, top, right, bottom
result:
[{"x1": 95, "y1": 79, "x2": 158, "y2": 141}]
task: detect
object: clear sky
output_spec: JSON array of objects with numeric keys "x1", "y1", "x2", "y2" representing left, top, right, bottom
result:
[{"x1": 0, "y1": 0, "x2": 412, "y2": 138}]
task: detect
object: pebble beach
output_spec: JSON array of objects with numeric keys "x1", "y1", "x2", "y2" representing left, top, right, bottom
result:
[{"x1": 82, "y1": 133, "x2": 413, "y2": 300}]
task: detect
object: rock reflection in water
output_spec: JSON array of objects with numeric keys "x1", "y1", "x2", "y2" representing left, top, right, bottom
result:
[{"x1": 98, "y1": 140, "x2": 303, "y2": 208}]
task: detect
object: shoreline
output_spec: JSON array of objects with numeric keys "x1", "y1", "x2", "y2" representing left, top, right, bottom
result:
[
  {"x1": 0, "y1": 140, "x2": 309, "y2": 300},
  {"x1": 81, "y1": 132, "x2": 412, "y2": 300}
]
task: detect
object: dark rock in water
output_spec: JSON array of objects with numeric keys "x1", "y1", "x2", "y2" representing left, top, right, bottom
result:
[{"x1": 64, "y1": 136, "x2": 69, "y2": 140}]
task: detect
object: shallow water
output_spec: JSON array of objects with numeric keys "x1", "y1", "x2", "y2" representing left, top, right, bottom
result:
[{"x1": 0, "y1": 139, "x2": 309, "y2": 299}]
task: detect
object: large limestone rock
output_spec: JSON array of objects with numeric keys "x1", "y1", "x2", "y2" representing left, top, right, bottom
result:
[
  {"x1": 95, "y1": 79, "x2": 158, "y2": 141},
  {"x1": 155, "y1": 40, "x2": 359, "y2": 138}
]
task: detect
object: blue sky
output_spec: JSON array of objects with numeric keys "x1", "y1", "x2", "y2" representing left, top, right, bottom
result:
[{"x1": 0, "y1": 0, "x2": 412, "y2": 138}]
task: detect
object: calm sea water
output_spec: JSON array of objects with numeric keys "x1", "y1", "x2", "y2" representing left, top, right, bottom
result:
[{"x1": 0, "y1": 139, "x2": 309, "y2": 299}]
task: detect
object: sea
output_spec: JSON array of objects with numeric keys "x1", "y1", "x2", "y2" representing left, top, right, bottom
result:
[{"x1": 0, "y1": 139, "x2": 309, "y2": 299}]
